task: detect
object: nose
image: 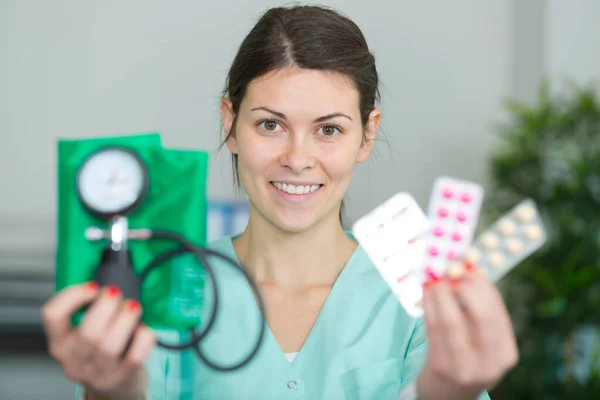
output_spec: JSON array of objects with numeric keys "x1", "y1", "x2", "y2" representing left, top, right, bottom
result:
[{"x1": 279, "y1": 135, "x2": 317, "y2": 173}]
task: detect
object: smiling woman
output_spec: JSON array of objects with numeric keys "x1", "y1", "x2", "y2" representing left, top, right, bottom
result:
[
  {"x1": 41, "y1": 4, "x2": 517, "y2": 400},
  {"x1": 221, "y1": 67, "x2": 379, "y2": 234}
]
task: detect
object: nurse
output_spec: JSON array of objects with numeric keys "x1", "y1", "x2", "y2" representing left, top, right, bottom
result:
[{"x1": 42, "y1": 5, "x2": 518, "y2": 399}]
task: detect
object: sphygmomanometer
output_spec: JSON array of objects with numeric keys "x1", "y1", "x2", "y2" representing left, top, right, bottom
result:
[{"x1": 73, "y1": 145, "x2": 265, "y2": 371}]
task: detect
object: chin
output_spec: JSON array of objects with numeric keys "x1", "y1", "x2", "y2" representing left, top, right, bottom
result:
[{"x1": 270, "y1": 213, "x2": 319, "y2": 234}]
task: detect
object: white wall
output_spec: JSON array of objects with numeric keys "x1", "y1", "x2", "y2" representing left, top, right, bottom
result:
[
  {"x1": 0, "y1": 0, "x2": 514, "y2": 263},
  {"x1": 545, "y1": 0, "x2": 600, "y2": 88}
]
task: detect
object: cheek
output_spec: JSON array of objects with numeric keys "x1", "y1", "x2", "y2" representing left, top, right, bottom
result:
[
  {"x1": 323, "y1": 145, "x2": 360, "y2": 180},
  {"x1": 236, "y1": 133, "x2": 278, "y2": 177}
]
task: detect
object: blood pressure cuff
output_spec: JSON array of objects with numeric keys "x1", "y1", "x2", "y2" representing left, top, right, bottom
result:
[{"x1": 56, "y1": 133, "x2": 209, "y2": 330}]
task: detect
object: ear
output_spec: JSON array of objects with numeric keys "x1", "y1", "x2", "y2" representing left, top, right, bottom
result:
[
  {"x1": 221, "y1": 98, "x2": 238, "y2": 154},
  {"x1": 355, "y1": 109, "x2": 381, "y2": 163}
]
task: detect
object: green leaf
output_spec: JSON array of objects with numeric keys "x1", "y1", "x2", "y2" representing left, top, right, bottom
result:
[
  {"x1": 537, "y1": 296, "x2": 567, "y2": 318},
  {"x1": 530, "y1": 267, "x2": 559, "y2": 295},
  {"x1": 567, "y1": 265, "x2": 600, "y2": 291}
]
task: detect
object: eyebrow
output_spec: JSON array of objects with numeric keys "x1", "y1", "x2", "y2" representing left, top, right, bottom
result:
[{"x1": 250, "y1": 107, "x2": 353, "y2": 122}]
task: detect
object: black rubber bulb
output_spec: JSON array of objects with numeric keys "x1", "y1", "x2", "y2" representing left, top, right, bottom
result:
[{"x1": 94, "y1": 246, "x2": 141, "y2": 300}]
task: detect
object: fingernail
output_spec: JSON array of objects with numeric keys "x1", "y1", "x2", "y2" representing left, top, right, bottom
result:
[
  {"x1": 107, "y1": 285, "x2": 121, "y2": 297},
  {"x1": 425, "y1": 267, "x2": 440, "y2": 282},
  {"x1": 450, "y1": 278, "x2": 461, "y2": 287},
  {"x1": 423, "y1": 279, "x2": 437, "y2": 289},
  {"x1": 86, "y1": 281, "x2": 99, "y2": 291},
  {"x1": 464, "y1": 261, "x2": 475, "y2": 272},
  {"x1": 126, "y1": 300, "x2": 140, "y2": 312}
]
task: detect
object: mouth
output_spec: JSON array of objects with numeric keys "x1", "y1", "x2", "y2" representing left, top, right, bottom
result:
[{"x1": 270, "y1": 181, "x2": 323, "y2": 195}]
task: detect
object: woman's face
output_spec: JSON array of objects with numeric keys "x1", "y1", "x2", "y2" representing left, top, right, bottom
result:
[{"x1": 222, "y1": 67, "x2": 380, "y2": 233}]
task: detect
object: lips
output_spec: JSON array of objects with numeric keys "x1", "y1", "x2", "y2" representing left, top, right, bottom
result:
[{"x1": 270, "y1": 181, "x2": 322, "y2": 195}]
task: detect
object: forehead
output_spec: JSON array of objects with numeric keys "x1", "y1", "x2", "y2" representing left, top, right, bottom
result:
[{"x1": 242, "y1": 67, "x2": 360, "y2": 115}]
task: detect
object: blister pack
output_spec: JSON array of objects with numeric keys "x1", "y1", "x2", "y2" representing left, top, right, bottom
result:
[
  {"x1": 352, "y1": 192, "x2": 430, "y2": 315},
  {"x1": 456, "y1": 199, "x2": 547, "y2": 282},
  {"x1": 420, "y1": 176, "x2": 485, "y2": 279},
  {"x1": 391, "y1": 176, "x2": 485, "y2": 316}
]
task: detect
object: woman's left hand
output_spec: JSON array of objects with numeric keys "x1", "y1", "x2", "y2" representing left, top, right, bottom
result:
[{"x1": 416, "y1": 264, "x2": 519, "y2": 400}]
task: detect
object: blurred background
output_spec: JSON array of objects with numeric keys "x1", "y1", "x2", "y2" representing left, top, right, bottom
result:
[{"x1": 0, "y1": 0, "x2": 598, "y2": 398}]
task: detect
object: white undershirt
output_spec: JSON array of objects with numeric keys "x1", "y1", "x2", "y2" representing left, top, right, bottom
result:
[{"x1": 285, "y1": 352, "x2": 299, "y2": 363}]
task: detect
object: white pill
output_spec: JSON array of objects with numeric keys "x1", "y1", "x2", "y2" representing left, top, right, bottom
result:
[
  {"x1": 488, "y1": 252, "x2": 505, "y2": 269},
  {"x1": 524, "y1": 225, "x2": 542, "y2": 241},
  {"x1": 465, "y1": 248, "x2": 482, "y2": 262},
  {"x1": 481, "y1": 232, "x2": 500, "y2": 249},
  {"x1": 447, "y1": 261, "x2": 466, "y2": 278},
  {"x1": 516, "y1": 204, "x2": 536, "y2": 222},
  {"x1": 506, "y1": 238, "x2": 524, "y2": 254},
  {"x1": 498, "y1": 218, "x2": 516, "y2": 235}
]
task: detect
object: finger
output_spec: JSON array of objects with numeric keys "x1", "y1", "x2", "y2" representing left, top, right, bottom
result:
[
  {"x1": 42, "y1": 281, "x2": 100, "y2": 342},
  {"x1": 422, "y1": 280, "x2": 447, "y2": 368},
  {"x1": 430, "y1": 280, "x2": 473, "y2": 370},
  {"x1": 76, "y1": 285, "x2": 124, "y2": 362},
  {"x1": 453, "y1": 270, "x2": 508, "y2": 351},
  {"x1": 117, "y1": 325, "x2": 156, "y2": 381},
  {"x1": 99, "y1": 299, "x2": 143, "y2": 359},
  {"x1": 453, "y1": 269, "x2": 520, "y2": 380}
]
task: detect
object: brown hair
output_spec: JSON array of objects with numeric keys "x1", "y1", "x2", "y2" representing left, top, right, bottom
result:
[{"x1": 222, "y1": 5, "x2": 380, "y2": 225}]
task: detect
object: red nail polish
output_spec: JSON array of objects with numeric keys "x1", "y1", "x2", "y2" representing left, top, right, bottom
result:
[
  {"x1": 425, "y1": 267, "x2": 440, "y2": 282},
  {"x1": 450, "y1": 278, "x2": 461, "y2": 287},
  {"x1": 107, "y1": 285, "x2": 120, "y2": 297},
  {"x1": 86, "y1": 281, "x2": 99, "y2": 291},
  {"x1": 127, "y1": 300, "x2": 140, "y2": 312},
  {"x1": 464, "y1": 261, "x2": 474, "y2": 272}
]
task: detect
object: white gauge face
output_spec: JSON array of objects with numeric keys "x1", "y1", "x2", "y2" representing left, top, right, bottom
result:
[{"x1": 78, "y1": 148, "x2": 146, "y2": 215}]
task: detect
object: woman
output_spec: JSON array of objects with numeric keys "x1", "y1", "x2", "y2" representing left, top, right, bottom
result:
[{"x1": 43, "y1": 5, "x2": 518, "y2": 399}]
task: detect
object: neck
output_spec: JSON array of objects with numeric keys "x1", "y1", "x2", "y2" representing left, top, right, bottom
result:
[{"x1": 233, "y1": 206, "x2": 357, "y2": 288}]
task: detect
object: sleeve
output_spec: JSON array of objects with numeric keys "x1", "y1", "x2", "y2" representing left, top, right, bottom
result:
[
  {"x1": 398, "y1": 318, "x2": 491, "y2": 400},
  {"x1": 73, "y1": 329, "x2": 196, "y2": 400}
]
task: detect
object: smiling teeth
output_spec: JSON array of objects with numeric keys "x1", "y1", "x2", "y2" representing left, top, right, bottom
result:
[{"x1": 272, "y1": 182, "x2": 320, "y2": 194}]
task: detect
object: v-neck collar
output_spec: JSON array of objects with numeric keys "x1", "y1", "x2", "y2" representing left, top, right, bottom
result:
[{"x1": 222, "y1": 233, "x2": 365, "y2": 372}]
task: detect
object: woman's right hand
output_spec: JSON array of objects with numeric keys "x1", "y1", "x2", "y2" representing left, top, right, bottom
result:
[{"x1": 41, "y1": 282, "x2": 156, "y2": 399}]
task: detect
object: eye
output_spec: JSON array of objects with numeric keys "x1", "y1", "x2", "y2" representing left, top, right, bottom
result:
[
  {"x1": 318, "y1": 124, "x2": 342, "y2": 137},
  {"x1": 258, "y1": 119, "x2": 283, "y2": 133}
]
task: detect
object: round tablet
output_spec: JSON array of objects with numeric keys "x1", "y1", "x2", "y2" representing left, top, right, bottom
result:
[
  {"x1": 442, "y1": 188, "x2": 454, "y2": 199},
  {"x1": 506, "y1": 238, "x2": 524, "y2": 254},
  {"x1": 433, "y1": 226, "x2": 444, "y2": 237},
  {"x1": 447, "y1": 261, "x2": 466, "y2": 279},
  {"x1": 481, "y1": 232, "x2": 500, "y2": 249},
  {"x1": 498, "y1": 218, "x2": 516, "y2": 235},
  {"x1": 488, "y1": 252, "x2": 505, "y2": 269},
  {"x1": 465, "y1": 248, "x2": 482, "y2": 262},
  {"x1": 516, "y1": 204, "x2": 536, "y2": 222},
  {"x1": 524, "y1": 225, "x2": 542, "y2": 241}
]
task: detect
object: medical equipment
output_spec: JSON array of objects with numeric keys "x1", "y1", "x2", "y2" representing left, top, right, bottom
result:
[{"x1": 56, "y1": 134, "x2": 265, "y2": 371}]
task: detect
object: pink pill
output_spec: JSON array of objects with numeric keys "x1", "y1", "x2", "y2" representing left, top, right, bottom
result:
[
  {"x1": 452, "y1": 232, "x2": 462, "y2": 241},
  {"x1": 456, "y1": 212, "x2": 468, "y2": 222},
  {"x1": 460, "y1": 192, "x2": 473, "y2": 203},
  {"x1": 437, "y1": 207, "x2": 449, "y2": 218},
  {"x1": 447, "y1": 250, "x2": 458, "y2": 260},
  {"x1": 442, "y1": 188, "x2": 454, "y2": 199},
  {"x1": 428, "y1": 246, "x2": 439, "y2": 256},
  {"x1": 433, "y1": 226, "x2": 444, "y2": 237}
]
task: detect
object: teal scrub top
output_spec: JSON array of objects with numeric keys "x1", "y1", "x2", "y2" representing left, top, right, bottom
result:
[{"x1": 76, "y1": 234, "x2": 490, "y2": 399}]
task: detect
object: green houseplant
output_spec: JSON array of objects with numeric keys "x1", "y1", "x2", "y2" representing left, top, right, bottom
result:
[{"x1": 485, "y1": 82, "x2": 600, "y2": 399}]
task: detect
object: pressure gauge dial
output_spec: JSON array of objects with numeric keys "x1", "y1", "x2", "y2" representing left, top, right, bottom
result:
[{"x1": 76, "y1": 147, "x2": 149, "y2": 218}]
